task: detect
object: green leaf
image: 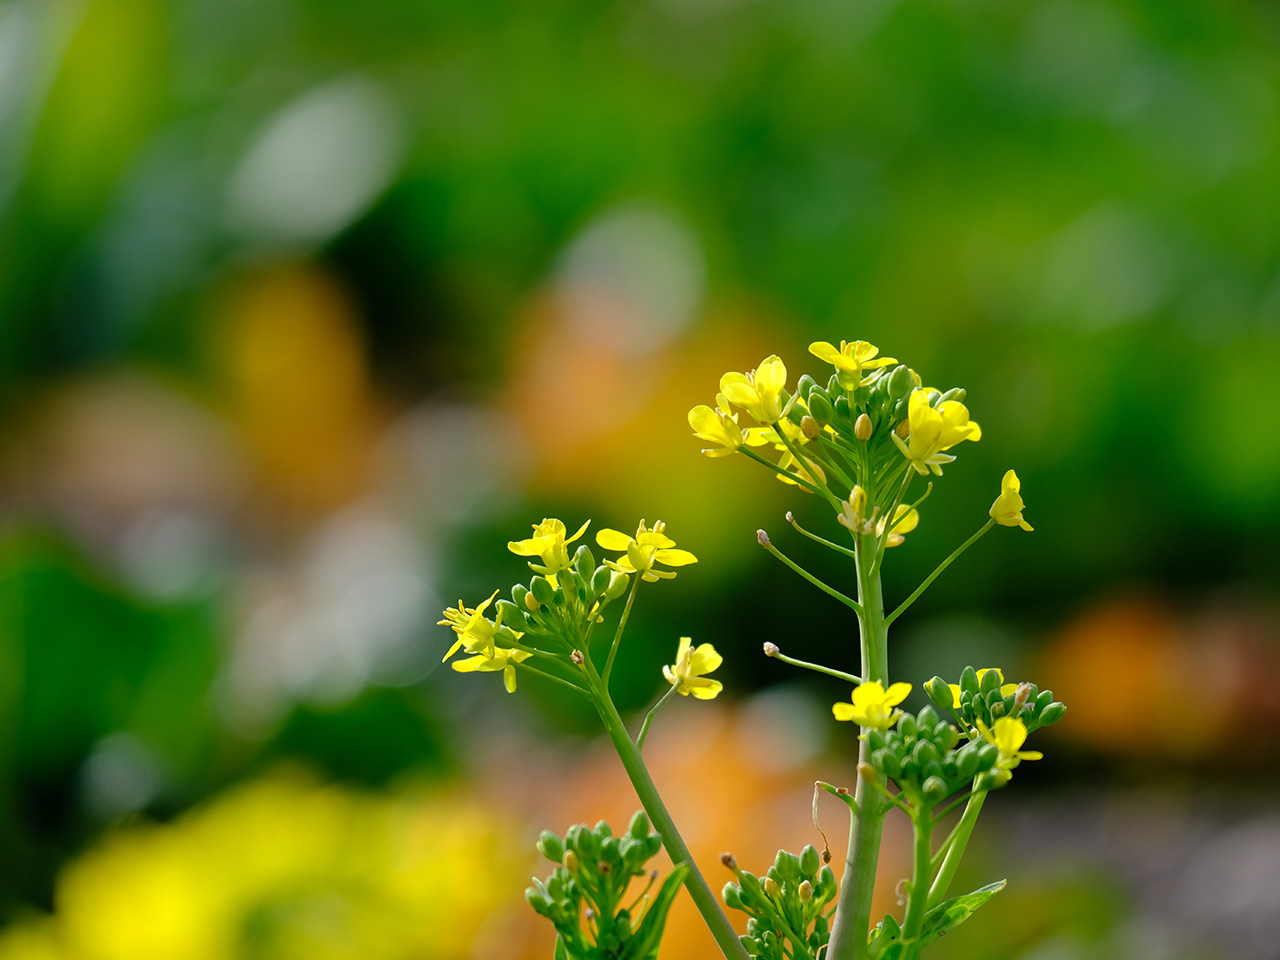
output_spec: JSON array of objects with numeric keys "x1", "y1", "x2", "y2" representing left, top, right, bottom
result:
[
  {"x1": 623, "y1": 863, "x2": 690, "y2": 959},
  {"x1": 920, "y1": 879, "x2": 1006, "y2": 946},
  {"x1": 867, "y1": 914, "x2": 901, "y2": 959}
]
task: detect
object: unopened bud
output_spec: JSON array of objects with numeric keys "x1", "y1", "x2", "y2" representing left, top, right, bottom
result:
[
  {"x1": 720, "y1": 851, "x2": 738, "y2": 871},
  {"x1": 757, "y1": 529, "x2": 770, "y2": 546},
  {"x1": 524, "y1": 592, "x2": 540, "y2": 612},
  {"x1": 801, "y1": 415, "x2": 821, "y2": 439},
  {"x1": 571, "y1": 650, "x2": 585, "y2": 666},
  {"x1": 1013, "y1": 682, "x2": 1033, "y2": 712},
  {"x1": 799, "y1": 880, "x2": 813, "y2": 901},
  {"x1": 763, "y1": 642, "x2": 779, "y2": 657},
  {"x1": 895, "y1": 419, "x2": 910, "y2": 439},
  {"x1": 854, "y1": 413, "x2": 872, "y2": 441},
  {"x1": 857, "y1": 762, "x2": 876, "y2": 783},
  {"x1": 564, "y1": 850, "x2": 579, "y2": 873},
  {"x1": 763, "y1": 877, "x2": 780, "y2": 898}
]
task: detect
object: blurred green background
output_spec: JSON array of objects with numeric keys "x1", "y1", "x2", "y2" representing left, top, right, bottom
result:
[{"x1": 2, "y1": 0, "x2": 1280, "y2": 957}]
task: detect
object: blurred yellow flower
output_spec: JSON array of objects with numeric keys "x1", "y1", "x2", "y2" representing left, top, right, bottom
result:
[
  {"x1": 451, "y1": 645, "x2": 533, "y2": 693},
  {"x1": 0, "y1": 775, "x2": 522, "y2": 960},
  {"x1": 508, "y1": 518, "x2": 590, "y2": 573},
  {"x1": 596, "y1": 521, "x2": 697, "y2": 582},
  {"x1": 977, "y1": 716, "x2": 1043, "y2": 781},
  {"x1": 808, "y1": 340, "x2": 897, "y2": 389},
  {"x1": 663, "y1": 637, "x2": 723, "y2": 699},
  {"x1": 719, "y1": 355, "x2": 790, "y2": 424},
  {"x1": 879, "y1": 504, "x2": 918, "y2": 548},
  {"x1": 837, "y1": 485, "x2": 869, "y2": 532},
  {"x1": 832, "y1": 681, "x2": 911, "y2": 730},
  {"x1": 687, "y1": 393, "x2": 745, "y2": 457},
  {"x1": 891, "y1": 389, "x2": 981, "y2": 476},
  {"x1": 989, "y1": 469, "x2": 1033, "y2": 531}
]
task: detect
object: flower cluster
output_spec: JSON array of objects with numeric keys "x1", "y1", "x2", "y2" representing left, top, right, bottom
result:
[
  {"x1": 721, "y1": 844, "x2": 838, "y2": 960},
  {"x1": 527, "y1": 813, "x2": 687, "y2": 960},
  {"x1": 688, "y1": 340, "x2": 1021, "y2": 551}
]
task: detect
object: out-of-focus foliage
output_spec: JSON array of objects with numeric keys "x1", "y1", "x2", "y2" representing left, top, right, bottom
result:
[{"x1": 2, "y1": 0, "x2": 1280, "y2": 956}]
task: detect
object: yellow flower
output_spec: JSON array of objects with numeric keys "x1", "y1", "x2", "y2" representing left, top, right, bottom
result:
[
  {"x1": 776, "y1": 448, "x2": 827, "y2": 491},
  {"x1": 808, "y1": 340, "x2": 898, "y2": 389},
  {"x1": 596, "y1": 520, "x2": 697, "y2": 582},
  {"x1": 976, "y1": 716, "x2": 1042, "y2": 781},
  {"x1": 508, "y1": 518, "x2": 590, "y2": 573},
  {"x1": 663, "y1": 637, "x2": 723, "y2": 699},
  {"x1": 719, "y1": 355, "x2": 791, "y2": 424},
  {"x1": 947, "y1": 668, "x2": 1018, "y2": 709},
  {"x1": 451, "y1": 646, "x2": 533, "y2": 693},
  {"x1": 989, "y1": 469, "x2": 1033, "y2": 531},
  {"x1": 832, "y1": 681, "x2": 912, "y2": 731},
  {"x1": 878, "y1": 504, "x2": 918, "y2": 548},
  {"x1": 687, "y1": 393, "x2": 745, "y2": 457},
  {"x1": 440, "y1": 589, "x2": 503, "y2": 662},
  {"x1": 891, "y1": 389, "x2": 982, "y2": 476}
]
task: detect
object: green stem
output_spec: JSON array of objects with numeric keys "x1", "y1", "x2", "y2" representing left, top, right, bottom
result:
[
  {"x1": 741, "y1": 447, "x2": 827, "y2": 498},
  {"x1": 765, "y1": 646, "x2": 862, "y2": 685},
  {"x1": 636, "y1": 683, "x2": 680, "y2": 750},
  {"x1": 926, "y1": 788, "x2": 987, "y2": 910},
  {"x1": 826, "y1": 533, "x2": 889, "y2": 960},
  {"x1": 759, "y1": 533, "x2": 864, "y2": 614},
  {"x1": 884, "y1": 519, "x2": 994, "y2": 627},
  {"x1": 771, "y1": 422, "x2": 845, "y2": 512},
  {"x1": 602, "y1": 574, "x2": 641, "y2": 684},
  {"x1": 513, "y1": 659, "x2": 592, "y2": 696},
  {"x1": 786, "y1": 510, "x2": 858, "y2": 560},
  {"x1": 587, "y1": 665, "x2": 749, "y2": 960},
  {"x1": 899, "y1": 812, "x2": 934, "y2": 960}
]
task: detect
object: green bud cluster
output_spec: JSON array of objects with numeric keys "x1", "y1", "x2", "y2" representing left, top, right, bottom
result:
[
  {"x1": 721, "y1": 845, "x2": 837, "y2": 959},
  {"x1": 864, "y1": 705, "x2": 996, "y2": 806},
  {"x1": 923, "y1": 667, "x2": 1067, "y2": 737},
  {"x1": 505, "y1": 543, "x2": 631, "y2": 653},
  {"x1": 526, "y1": 812, "x2": 687, "y2": 960}
]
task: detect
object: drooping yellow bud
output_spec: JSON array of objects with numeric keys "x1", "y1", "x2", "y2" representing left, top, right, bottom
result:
[{"x1": 854, "y1": 413, "x2": 872, "y2": 441}]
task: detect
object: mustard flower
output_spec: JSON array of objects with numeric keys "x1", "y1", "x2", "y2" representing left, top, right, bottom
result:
[
  {"x1": 719, "y1": 355, "x2": 791, "y2": 424},
  {"x1": 808, "y1": 339, "x2": 898, "y2": 390},
  {"x1": 976, "y1": 716, "x2": 1042, "y2": 782},
  {"x1": 508, "y1": 518, "x2": 590, "y2": 573},
  {"x1": 596, "y1": 520, "x2": 697, "y2": 582},
  {"x1": 878, "y1": 504, "x2": 918, "y2": 548},
  {"x1": 989, "y1": 469, "x2": 1033, "y2": 531},
  {"x1": 776, "y1": 448, "x2": 827, "y2": 491},
  {"x1": 440, "y1": 589, "x2": 503, "y2": 662},
  {"x1": 663, "y1": 636, "x2": 723, "y2": 699},
  {"x1": 832, "y1": 681, "x2": 912, "y2": 731},
  {"x1": 451, "y1": 646, "x2": 533, "y2": 693},
  {"x1": 947, "y1": 668, "x2": 1018, "y2": 710},
  {"x1": 837, "y1": 485, "x2": 870, "y2": 533},
  {"x1": 688, "y1": 393, "x2": 745, "y2": 457},
  {"x1": 892, "y1": 389, "x2": 982, "y2": 476}
]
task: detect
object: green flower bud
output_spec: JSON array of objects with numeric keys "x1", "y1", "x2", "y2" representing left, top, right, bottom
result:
[
  {"x1": 808, "y1": 390, "x2": 834, "y2": 424},
  {"x1": 799, "y1": 844, "x2": 820, "y2": 878},
  {"x1": 799, "y1": 880, "x2": 813, "y2": 901},
  {"x1": 741, "y1": 935, "x2": 761, "y2": 956},
  {"x1": 531, "y1": 576, "x2": 556, "y2": 606},
  {"x1": 979, "y1": 668, "x2": 1002, "y2": 696},
  {"x1": 959, "y1": 666, "x2": 980, "y2": 697},
  {"x1": 1039, "y1": 702, "x2": 1067, "y2": 725},
  {"x1": 865, "y1": 728, "x2": 887, "y2": 751},
  {"x1": 628, "y1": 810, "x2": 650, "y2": 840},
  {"x1": 882, "y1": 752, "x2": 902, "y2": 779},
  {"x1": 574, "y1": 544, "x2": 596, "y2": 579},
  {"x1": 595, "y1": 819, "x2": 613, "y2": 838},
  {"x1": 1035, "y1": 689, "x2": 1055, "y2": 711},
  {"x1": 918, "y1": 705, "x2": 939, "y2": 729},
  {"x1": 563, "y1": 850, "x2": 580, "y2": 873},
  {"x1": 888, "y1": 365, "x2": 914, "y2": 400},
  {"x1": 614, "y1": 910, "x2": 632, "y2": 941},
  {"x1": 924, "y1": 677, "x2": 952, "y2": 712},
  {"x1": 763, "y1": 877, "x2": 781, "y2": 898},
  {"x1": 923, "y1": 776, "x2": 948, "y2": 802},
  {"x1": 537, "y1": 830, "x2": 564, "y2": 862},
  {"x1": 977, "y1": 743, "x2": 999, "y2": 771},
  {"x1": 854, "y1": 413, "x2": 873, "y2": 441},
  {"x1": 834, "y1": 396, "x2": 851, "y2": 419},
  {"x1": 723, "y1": 883, "x2": 745, "y2": 910},
  {"x1": 591, "y1": 565, "x2": 612, "y2": 597},
  {"x1": 937, "y1": 387, "x2": 966, "y2": 404},
  {"x1": 796, "y1": 374, "x2": 817, "y2": 401},
  {"x1": 898, "y1": 714, "x2": 918, "y2": 740},
  {"x1": 956, "y1": 744, "x2": 979, "y2": 779},
  {"x1": 774, "y1": 849, "x2": 801, "y2": 883},
  {"x1": 914, "y1": 740, "x2": 940, "y2": 768},
  {"x1": 496, "y1": 599, "x2": 529, "y2": 633},
  {"x1": 603, "y1": 570, "x2": 631, "y2": 602},
  {"x1": 525, "y1": 886, "x2": 550, "y2": 913}
]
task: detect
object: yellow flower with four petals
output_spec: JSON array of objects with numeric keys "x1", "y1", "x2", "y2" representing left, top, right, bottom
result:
[
  {"x1": 687, "y1": 393, "x2": 746, "y2": 458},
  {"x1": 976, "y1": 715, "x2": 1042, "y2": 782},
  {"x1": 808, "y1": 340, "x2": 898, "y2": 390},
  {"x1": 596, "y1": 520, "x2": 698, "y2": 582},
  {"x1": 663, "y1": 637, "x2": 723, "y2": 699},
  {"x1": 508, "y1": 518, "x2": 591, "y2": 573},
  {"x1": 892, "y1": 389, "x2": 982, "y2": 476},
  {"x1": 832, "y1": 681, "x2": 912, "y2": 732},
  {"x1": 719, "y1": 355, "x2": 791, "y2": 424}
]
